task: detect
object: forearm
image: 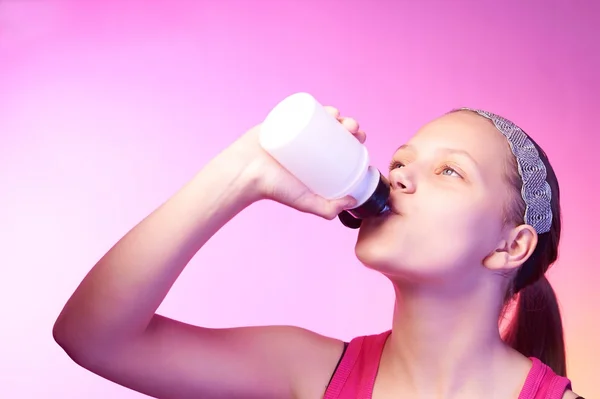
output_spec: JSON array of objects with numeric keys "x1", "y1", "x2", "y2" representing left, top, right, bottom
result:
[{"x1": 53, "y1": 152, "x2": 260, "y2": 350}]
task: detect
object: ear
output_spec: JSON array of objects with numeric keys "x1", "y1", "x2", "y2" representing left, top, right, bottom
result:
[{"x1": 482, "y1": 225, "x2": 538, "y2": 271}]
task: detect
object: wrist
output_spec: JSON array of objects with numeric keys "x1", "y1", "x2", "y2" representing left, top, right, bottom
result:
[{"x1": 207, "y1": 149, "x2": 265, "y2": 207}]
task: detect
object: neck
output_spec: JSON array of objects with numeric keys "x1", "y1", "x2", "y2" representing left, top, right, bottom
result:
[{"x1": 382, "y1": 276, "x2": 517, "y2": 397}]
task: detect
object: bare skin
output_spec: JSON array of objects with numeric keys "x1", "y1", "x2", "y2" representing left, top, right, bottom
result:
[{"x1": 53, "y1": 108, "x2": 580, "y2": 399}]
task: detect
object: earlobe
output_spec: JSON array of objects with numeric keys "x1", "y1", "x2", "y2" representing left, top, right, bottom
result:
[
  {"x1": 482, "y1": 239, "x2": 510, "y2": 270},
  {"x1": 482, "y1": 225, "x2": 538, "y2": 271}
]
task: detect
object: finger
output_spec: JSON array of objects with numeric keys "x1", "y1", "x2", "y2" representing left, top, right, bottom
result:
[
  {"x1": 324, "y1": 106, "x2": 340, "y2": 118},
  {"x1": 296, "y1": 194, "x2": 356, "y2": 220},
  {"x1": 340, "y1": 117, "x2": 360, "y2": 134},
  {"x1": 354, "y1": 130, "x2": 367, "y2": 144},
  {"x1": 324, "y1": 196, "x2": 358, "y2": 219}
]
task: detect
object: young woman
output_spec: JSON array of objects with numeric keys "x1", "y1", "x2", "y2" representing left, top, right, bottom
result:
[{"x1": 53, "y1": 105, "x2": 584, "y2": 398}]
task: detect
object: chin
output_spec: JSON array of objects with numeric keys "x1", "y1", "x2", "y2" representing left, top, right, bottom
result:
[
  {"x1": 354, "y1": 223, "x2": 407, "y2": 276},
  {"x1": 354, "y1": 216, "x2": 466, "y2": 283},
  {"x1": 356, "y1": 210, "x2": 403, "y2": 247}
]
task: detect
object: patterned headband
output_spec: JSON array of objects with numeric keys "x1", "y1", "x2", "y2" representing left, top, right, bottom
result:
[{"x1": 458, "y1": 108, "x2": 553, "y2": 234}]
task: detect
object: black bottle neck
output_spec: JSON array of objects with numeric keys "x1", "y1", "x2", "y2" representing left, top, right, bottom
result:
[{"x1": 337, "y1": 173, "x2": 390, "y2": 229}]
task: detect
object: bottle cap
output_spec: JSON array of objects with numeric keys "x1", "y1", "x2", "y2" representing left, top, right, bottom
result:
[{"x1": 338, "y1": 172, "x2": 390, "y2": 229}]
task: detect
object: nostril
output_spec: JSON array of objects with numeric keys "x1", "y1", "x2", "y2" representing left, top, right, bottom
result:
[
  {"x1": 389, "y1": 169, "x2": 409, "y2": 191},
  {"x1": 392, "y1": 181, "x2": 406, "y2": 190}
]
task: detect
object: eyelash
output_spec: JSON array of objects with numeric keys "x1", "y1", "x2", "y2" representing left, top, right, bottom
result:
[
  {"x1": 388, "y1": 160, "x2": 463, "y2": 178},
  {"x1": 388, "y1": 160, "x2": 403, "y2": 171}
]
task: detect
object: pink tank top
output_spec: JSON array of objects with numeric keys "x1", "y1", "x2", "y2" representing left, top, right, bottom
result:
[{"x1": 323, "y1": 330, "x2": 574, "y2": 399}]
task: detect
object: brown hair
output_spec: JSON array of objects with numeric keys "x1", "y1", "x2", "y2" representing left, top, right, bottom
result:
[
  {"x1": 500, "y1": 134, "x2": 566, "y2": 376},
  {"x1": 448, "y1": 109, "x2": 566, "y2": 375},
  {"x1": 457, "y1": 110, "x2": 567, "y2": 376}
]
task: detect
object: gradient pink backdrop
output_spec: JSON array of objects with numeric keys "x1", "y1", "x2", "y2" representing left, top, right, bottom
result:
[{"x1": 1, "y1": 0, "x2": 598, "y2": 398}]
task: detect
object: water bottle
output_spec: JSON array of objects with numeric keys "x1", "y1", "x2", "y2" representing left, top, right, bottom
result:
[{"x1": 258, "y1": 92, "x2": 390, "y2": 228}]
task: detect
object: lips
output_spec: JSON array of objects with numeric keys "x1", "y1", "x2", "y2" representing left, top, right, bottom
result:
[
  {"x1": 386, "y1": 202, "x2": 402, "y2": 216},
  {"x1": 373, "y1": 205, "x2": 400, "y2": 221}
]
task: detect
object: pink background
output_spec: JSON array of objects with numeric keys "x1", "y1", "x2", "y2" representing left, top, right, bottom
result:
[{"x1": 1, "y1": 0, "x2": 598, "y2": 397}]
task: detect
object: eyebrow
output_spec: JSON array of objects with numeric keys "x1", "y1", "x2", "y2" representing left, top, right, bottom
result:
[{"x1": 395, "y1": 144, "x2": 480, "y2": 168}]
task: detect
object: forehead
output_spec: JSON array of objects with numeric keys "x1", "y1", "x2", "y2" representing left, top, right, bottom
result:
[{"x1": 405, "y1": 111, "x2": 511, "y2": 171}]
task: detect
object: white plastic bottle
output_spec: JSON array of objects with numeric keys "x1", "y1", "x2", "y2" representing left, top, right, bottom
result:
[{"x1": 259, "y1": 92, "x2": 390, "y2": 228}]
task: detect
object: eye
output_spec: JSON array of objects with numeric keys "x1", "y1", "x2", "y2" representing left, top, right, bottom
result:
[
  {"x1": 439, "y1": 164, "x2": 462, "y2": 178},
  {"x1": 388, "y1": 160, "x2": 405, "y2": 171},
  {"x1": 390, "y1": 160, "x2": 464, "y2": 179}
]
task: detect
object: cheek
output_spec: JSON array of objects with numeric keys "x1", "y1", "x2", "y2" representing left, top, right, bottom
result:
[
  {"x1": 428, "y1": 197, "x2": 503, "y2": 267},
  {"x1": 411, "y1": 193, "x2": 483, "y2": 234},
  {"x1": 429, "y1": 195, "x2": 501, "y2": 244}
]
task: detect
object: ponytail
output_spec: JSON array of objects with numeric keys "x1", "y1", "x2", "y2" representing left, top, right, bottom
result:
[{"x1": 502, "y1": 276, "x2": 567, "y2": 376}]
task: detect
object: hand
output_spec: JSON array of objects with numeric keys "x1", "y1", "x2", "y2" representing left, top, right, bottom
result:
[{"x1": 228, "y1": 106, "x2": 367, "y2": 220}]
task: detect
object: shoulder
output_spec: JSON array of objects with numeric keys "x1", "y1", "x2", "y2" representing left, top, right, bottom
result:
[
  {"x1": 296, "y1": 330, "x2": 391, "y2": 398},
  {"x1": 283, "y1": 327, "x2": 347, "y2": 399}
]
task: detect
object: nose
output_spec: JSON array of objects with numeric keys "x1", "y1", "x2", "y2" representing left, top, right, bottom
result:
[{"x1": 389, "y1": 167, "x2": 415, "y2": 193}]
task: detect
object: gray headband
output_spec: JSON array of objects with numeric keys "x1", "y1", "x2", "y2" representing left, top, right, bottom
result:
[{"x1": 459, "y1": 108, "x2": 553, "y2": 234}]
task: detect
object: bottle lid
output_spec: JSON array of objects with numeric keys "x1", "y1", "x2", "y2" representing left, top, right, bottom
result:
[{"x1": 338, "y1": 172, "x2": 390, "y2": 229}]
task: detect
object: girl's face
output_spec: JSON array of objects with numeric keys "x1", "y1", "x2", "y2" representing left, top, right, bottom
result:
[{"x1": 356, "y1": 111, "x2": 520, "y2": 285}]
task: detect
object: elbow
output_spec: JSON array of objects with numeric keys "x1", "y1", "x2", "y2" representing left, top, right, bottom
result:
[
  {"x1": 52, "y1": 312, "x2": 133, "y2": 370},
  {"x1": 53, "y1": 316, "x2": 84, "y2": 363},
  {"x1": 53, "y1": 313, "x2": 70, "y2": 350},
  {"x1": 52, "y1": 315, "x2": 98, "y2": 367},
  {"x1": 52, "y1": 317, "x2": 72, "y2": 350}
]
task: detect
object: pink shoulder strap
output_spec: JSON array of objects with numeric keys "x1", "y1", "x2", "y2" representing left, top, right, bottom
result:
[
  {"x1": 323, "y1": 330, "x2": 391, "y2": 399},
  {"x1": 518, "y1": 357, "x2": 572, "y2": 399}
]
